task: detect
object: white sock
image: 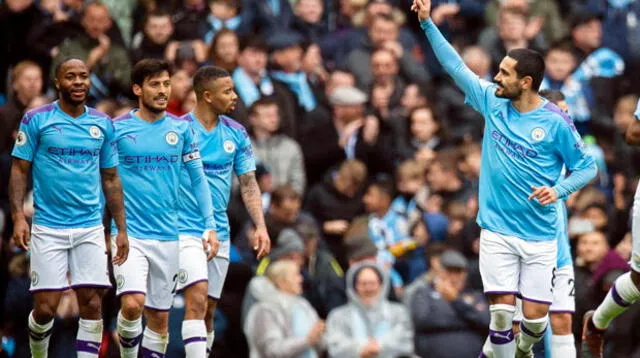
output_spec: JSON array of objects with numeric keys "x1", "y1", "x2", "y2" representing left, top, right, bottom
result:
[
  {"x1": 28, "y1": 311, "x2": 54, "y2": 358},
  {"x1": 182, "y1": 320, "x2": 207, "y2": 358},
  {"x1": 593, "y1": 272, "x2": 640, "y2": 329},
  {"x1": 207, "y1": 331, "x2": 215, "y2": 356},
  {"x1": 480, "y1": 336, "x2": 494, "y2": 357},
  {"x1": 117, "y1": 311, "x2": 143, "y2": 358},
  {"x1": 141, "y1": 327, "x2": 168, "y2": 357},
  {"x1": 76, "y1": 319, "x2": 103, "y2": 357},
  {"x1": 488, "y1": 304, "x2": 516, "y2": 358},
  {"x1": 518, "y1": 316, "x2": 548, "y2": 353},
  {"x1": 551, "y1": 334, "x2": 576, "y2": 358}
]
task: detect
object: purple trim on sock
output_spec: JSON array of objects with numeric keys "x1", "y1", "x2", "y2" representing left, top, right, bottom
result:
[
  {"x1": 71, "y1": 284, "x2": 112, "y2": 290},
  {"x1": 29, "y1": 327, "x2": 53, "y2": 341},
  {"x1": 184, "y1": 336, "x2": 207, "y2": 345},
  {"x1": 144, "y1": 305, "x2": 171, "y2": 312},
  {"x1": 549, "y1": 309, "x2": 575, "y2": 314},
  {"x1": 141, "y1": 347, "x2": 165, "y2": 358},
  {"x1": 30, "y1": 286, "x2": 70, "y2": 293},
  {"x1": 520, "y1": 295, "x2": 552, "y2": 305},
  {"x1": 478, "y1": 353, "x2": 488, "y2": 358},
  {"x1": 484, "y1": 290, "x2": 519, "y2": 296},
  {"x1": 513, "y1": 320, "x2": 521, "y2": 324},
  {"x1": 119, "y1": 334, "x2": 142, "y2": 348},
  {"x1": 489, "y1": 329, "x2": 514, "y2": 345},
  {"x1": 76, "y1": 340, "x2": 101, "y2": 354},
  {"x1": 611, "y1": 285, "x2": 631, "y2": 307},
  {"x1": 177, "y1": 279, "x2": 208, "y2": 293},
  {"x1": 520, "y1": 322, "x2": 547, "y2": 338},
  {"x1": 117, "y1": 290, "x2": 146, "y2": 298}
]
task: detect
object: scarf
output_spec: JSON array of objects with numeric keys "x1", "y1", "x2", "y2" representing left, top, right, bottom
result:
[
  {"x1": 204, "y1": 14, "x2": 242, "y2": 44},
  {"x1": 232, "y1": 68, "x2": 274, "y2": 107},
  {"x1": 270, "y1": 71, "x2": 317, "y2": 111}
]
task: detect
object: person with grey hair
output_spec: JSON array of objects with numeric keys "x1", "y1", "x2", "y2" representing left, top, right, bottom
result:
[
  {"x1": 325, "y1": 262, "x2": 414, "y2": 358},
  {"x1": 244, "y1": 260, "x2": 326, "y2": 358}
]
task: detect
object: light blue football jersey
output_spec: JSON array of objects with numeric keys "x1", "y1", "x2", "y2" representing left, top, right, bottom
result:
[
  {"x1": 111, "y1": 110, "x2": 215, "y2": 241},
  {"x1": 178, "y1": 114, "x2": 256, "y2": 241},
  {"x1": 12, "y1": 102, "x2": 117, "y2": 228},
  {"x1": 635, "y1": 98, "x2": 640, "y2": 119},
  {"x1": 420, "y1": 19, "x2": 597, "y2": 242},
  {"x1": 555, "y1": 200, "x2": 572, "y2": 268}
]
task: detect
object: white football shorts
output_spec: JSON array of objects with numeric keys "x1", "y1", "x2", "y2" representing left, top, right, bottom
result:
[{"x1": 177, "y1": 235, "x2": 230, "y2": 300}]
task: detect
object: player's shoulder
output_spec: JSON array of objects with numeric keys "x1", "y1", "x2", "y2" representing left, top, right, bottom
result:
[
  {"x1": 220, "y1": 115, "x2": 248, "y2": 133},
  {"x1": 21, "y1": 102, "x2": 56, "y2": 126},
  {"x1": 541, "y1": 101, "x2": 575, "y2": 131},
  {"x1": 166, "y1": 112, "x2": 193, "y2": 132},
  {"x1": 87, "y1": 107, "x2": 110, "y2": 120},
  {"x1": 111, "y1": 111, "x2": 135, "y2": 124}
]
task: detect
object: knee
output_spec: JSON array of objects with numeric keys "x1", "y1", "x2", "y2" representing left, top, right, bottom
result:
[
  {"x1": 33, "y1": 301, "x2": 57, "y2": 322},
  {"x1": 550, "y1": 313, "x2": 572, "y2": 335},
  {"x1": 185, "y1": 291, "x2": 208, "y2": 317},
  {"x1": 120, "y1": 295, "x2": 144, "y2": 319},
  {"x1": 78, "y1": 291, "x2": 104, "y2": 315}
]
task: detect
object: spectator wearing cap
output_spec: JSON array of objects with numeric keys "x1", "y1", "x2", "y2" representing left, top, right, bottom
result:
[
  {"x1": 305, "y1": 159, "x2": 368, "y2": 265},
  {"x1": 406, "y1": 250, "x2": 489, "y2": 358},
  {"x1": 325, "y1": 262, "x2": 414, "y2": 358},
  {"x1": 50, "y1": 1, "x2": 131, "y2": 102},
  {"x1": 129, "y1": 9, "x2": 175, "y2": 64},
  {"x1": 231, "y1": 36, "x2": 297, "y2": 132},
  {"x1": 248, "y1": 97, "x2": 306, "y2": 194},
  {"x1": 345, "y1": 14, "x2": 429, "y2": 92}
]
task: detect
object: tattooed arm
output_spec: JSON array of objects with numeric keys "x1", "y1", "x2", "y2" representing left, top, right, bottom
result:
[
  {"x1": 239, "y1": 171, "x2": 270, "y2": 258},
  {"x1": 9, "y1": 158, "x2": 31, "y2": 250},
  {"x1": 101, "y1": 167, "x2": 129, "y2": 264}
]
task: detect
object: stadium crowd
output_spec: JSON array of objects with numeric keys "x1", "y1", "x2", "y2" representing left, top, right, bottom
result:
[{"x1": 1, "y1": 0, "x2": 640, "y2": 357}]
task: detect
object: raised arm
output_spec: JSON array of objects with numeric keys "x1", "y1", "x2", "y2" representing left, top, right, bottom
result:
[
  {"x1": 9, "y1": 158, "x2": 31, "y2": 251},
  {"x1": 239, "y1": 172, "x2": 271, "y2": 258},
  {"x1": 101, "y1": 167, "x2": 128, "y2": 265}
]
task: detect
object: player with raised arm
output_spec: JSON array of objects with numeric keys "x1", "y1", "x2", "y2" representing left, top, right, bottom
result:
[
  {"x1": 411, "y1": 0, "x2": 597, "y2": 357},
  {"x1": 581, "y1": 98, "x2": 640, "y2": 358},
  {"x1": 111, "y1": 59, "x2": 219, "y2": 358},
  {"x1": 177, "y1": 65, "x2": 271, "y2": 357},
  {"x1": 10, "y1": 58, "x2": 128, "y2": 358}
]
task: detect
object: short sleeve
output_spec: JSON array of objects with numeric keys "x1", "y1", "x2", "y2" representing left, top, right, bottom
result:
[
  {"x1": 234, "y1": 129, "x2": 256, "y2": 176},
  {"x1": 100, "y1": 120, "x2": 119, "y2": 169},
  {"x1": 12, "y1": 114, "x2": 39, "y2": 162}
]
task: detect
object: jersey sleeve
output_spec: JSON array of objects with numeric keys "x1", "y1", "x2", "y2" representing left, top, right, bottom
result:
[
  {"x1": 552, "y1": 119, "x2": 598, "y2": 199},
  {"x1": 12, "y1": 114, "x2": 40, "y2": 162},
  {"x1": 100, "y1": 120, "x2": 119, "y2": 169},
  {"x1": 635, "y1": 98, "x2": 640, "y2": 120},
  {"x1": 182, "y1": 126, "x2": 216, "y2": 231},
  {"x1": 234, "y1": 129, "x2": 256, "y2": 176},
  {"x1": 420, "y1": 19, "x2": 494, "y2": 114}
]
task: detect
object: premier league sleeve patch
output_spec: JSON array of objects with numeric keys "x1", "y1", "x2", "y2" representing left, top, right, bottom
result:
[{"x1": 16, "y1": 131, "x2": 27, "y2": 146}]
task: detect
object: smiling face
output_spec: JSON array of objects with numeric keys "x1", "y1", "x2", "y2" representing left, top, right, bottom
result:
[
  {"x1": 493, "y1": 57, "x2": 526, "y2": 99},
  {"x1": 134, "y1": 71, "x2": 172, "y2": 114},
  {"x1": 55, "y1": 59, "x2": 90, "y2": 105}
]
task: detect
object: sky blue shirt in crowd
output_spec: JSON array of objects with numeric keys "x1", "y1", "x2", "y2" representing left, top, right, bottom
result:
[
  {"x1": 12, "y1": 102, "x2": 117, "y2": 228},
  {"x1": 178, "y1": 113, "x2": 256, "y2": 241},
  {"x1": 111, "y1": 110, "x2": 215, "y2": 241},
  {"x1": 420, "y1": 19, "x2": 597, "y2": 241}
]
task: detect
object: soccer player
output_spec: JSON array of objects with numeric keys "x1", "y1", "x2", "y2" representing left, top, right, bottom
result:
[
  {"x1": 177, "y1": 65, "x2": 271, "y2": 357},
  {"x1": 582, "y1": 97, "x2": 640, "y2": 358},
  {"x1": 9, "y1": 58, "x2": 128, "y2": 358},
  {"x1": 111, "y1": 59, "x2": 219, "y2": 358},
  {"x1": 411, "y1": 0, "x2": 597, "y2": 357}
]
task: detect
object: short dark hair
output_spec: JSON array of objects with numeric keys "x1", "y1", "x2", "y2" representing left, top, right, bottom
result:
[
  {"x1": 271, "y1": 184, "x2": 301, "y2": 206},
  {"x1": 539, "y1": 89, "x2": 565, "y2": 104},
  {"x1": 192, "y1": 65, "x2": 230, "y2": 99},
  {"x1": 506, "y1": 48, "x2": 545, "y2": 91},
  {"x1": 370, "y1": 13, "x2": 396, "y2": 26},
  {"x1": 546, "y1": 40, "x2": 575, "y2": 56},
  {"x1": 144, "y1": 8, "x2": 171, "y2": 24},
  {"x1": 369, "y1": 174, "x2": 396, "y2": 199},
  {"x1": 54, "y1": 58, "x2": 85, "y2": 78},
  {"x1": 239, "y1": 35, "x2": 268, "y2": 53},
  {"x1": 131, "y1": 59, "x2": 173, "y2": 86},
  {"x1": 248, "y1": 97, "x2": 278, "y2": 116}
]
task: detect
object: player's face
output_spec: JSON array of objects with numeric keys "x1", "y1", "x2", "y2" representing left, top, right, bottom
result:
[
  {"x1": 493, "y1": 57, "x2": 524, "y2": 99},
  {"x1": 355, "y1": 268, "x2": 382, "y2": 305},
  {"x1": 205, "y1": 76, "x2": 238, "y2": 114},
  {"x1": 56, "y1": 60, "x2": 90, "y2": 105},
  {"x1": 136, "y1": 71, "x2": 171, "y2": 114}
]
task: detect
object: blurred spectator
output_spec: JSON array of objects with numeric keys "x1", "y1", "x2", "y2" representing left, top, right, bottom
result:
[
  {"x1": 50, "y1": 1, "x2": 131, "y2": 102},
  {"x1": 291, "y1": 0, "x2": 328, "y2": 43},
  {"x1": 0, "y1": 61, "x2": 43, "y2": 153},
  {"x1": 300, "y1": 41, "x2": 328, "y2": 94},
  {"x1": 173, "y1": 0, "x2": 209, "y2": 41},
  {"x1": 50, "y1": 286, "x2": 80, "y2": 357},
  {"x1": 181, "y1": 87, "x2": 197, "y2": 114},
  {"x1": 249, "y1": 98, "x2": 306, "y2": 194},
  {"x1": 325, "y1": 262, "x2": 414, "y2": 358},
  {"x1": 396, "y1": 105, "x2": 448, "y2": 164},
  {"x1": 244, "y1": 260, "x2": 326, "y2": 358},
  {"x1": 437, "y1": 45, "x2": 488, "y2": 143},
  {"x1": 427, "y1": 150, "x2": 474, "y2": 208},
  {"x1": 130, "y1": 9, "x2": 175, "y2": 64},
  {"x1": 484, "y1": 0, "x2": 567, "y2": 45},
  {"x1": 345, "y1": 14, "x2": 429, "y2": 92},
  {"x1": 612, "y1": 94, "x2": 640, "y2": 178},
  {"x1": 206, "y1": 28, "x2": 240, "y2": 72},
  {"x1": 305, "y1": 159, "x2": 368, "y2": 265},
  {"x1": 406, "y1": 250, "x2": 489, "y2": 358},
  {"x1": 3, "y1": 253, "x2": 32, "y2": 358},
  {"x1": 203, "y1": 0, "x2": 248, "y2": 44},
  {"x1": 166, "y1": 69, "x2": 192, "y2": 116}
]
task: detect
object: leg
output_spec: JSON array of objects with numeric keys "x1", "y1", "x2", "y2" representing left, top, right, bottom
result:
[
  {"x1": 205, "y1": 298, "x2": 219, "y2": 356},
  {"x1": 112, "y1": 237, "x2": 148, "y2": 358},
  {"x1": 70, "y1": 225, "x2": 112, "y2": 358},
  {"x1": 178, "y1": 236, "x2": 209, "y2": 358},
  {"x1": 204, "y1": 242, "x2": 231, "y2": 356},
  {"x1": 75, "y1": 287, "x2": 107, "y2": 357},
  {"x1": 141, "y1": 239, "x2": 180, "y2": 358},
  {"x1": 28, "y1": 225, "x2": 70, "y2": 358},
  {"x1": 549, "y1": 266, "x2": 576, "y2": 358},
  {"x1": 478, "y1": 230, "x2": 520, "y2": 358}
]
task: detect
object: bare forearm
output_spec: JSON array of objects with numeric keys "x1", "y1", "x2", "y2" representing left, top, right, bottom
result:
[
  {"x1": 239, "y1": 173, "x2": 266, "y2": 229},
  {"x1": 9, "y1": 164, "x2": 28, "y2": 220},
  {"x1": 102, "y1": 176, "x2": 126, "y2": 232}
]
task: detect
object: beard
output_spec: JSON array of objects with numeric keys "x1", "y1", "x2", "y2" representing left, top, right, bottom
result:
[
  {"x1": 494, "y1": 83, "x2": 522, "y2": 100},
  {"x1": 142, "y1": 96, "x2": 168, "y2": 114},
  {"x1": 59, "y1": 87, "x2": 86, "y2": 105}
]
